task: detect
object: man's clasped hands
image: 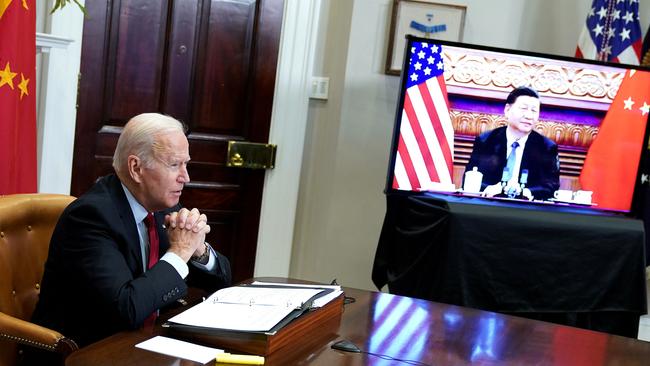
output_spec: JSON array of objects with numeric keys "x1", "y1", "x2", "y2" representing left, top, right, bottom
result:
[{"x1": 165, "y1": 208, "x2": 211, "y2": 262}]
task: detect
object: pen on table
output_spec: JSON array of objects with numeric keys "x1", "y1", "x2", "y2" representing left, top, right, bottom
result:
[{"x1": 215, "y1": 352, "x2": 265, "y2": 365}]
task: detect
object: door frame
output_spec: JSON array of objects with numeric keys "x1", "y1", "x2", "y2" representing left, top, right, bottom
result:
[{"x1": 253, "y1": 0, "x2": 322, "y2": 277}]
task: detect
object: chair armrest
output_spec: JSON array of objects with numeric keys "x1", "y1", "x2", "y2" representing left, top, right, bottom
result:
[{"x1": 0, "y1": 312, "x2": 78, "y2": 356}]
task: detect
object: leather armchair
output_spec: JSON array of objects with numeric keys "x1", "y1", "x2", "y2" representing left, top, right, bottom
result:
[{"x1": 0, "y1": 194, "x2": 77, "y2": 366}]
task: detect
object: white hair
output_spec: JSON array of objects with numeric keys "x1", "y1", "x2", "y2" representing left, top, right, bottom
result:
[{"x1": 112, "y1": 113, "x2": 186, "y2": 175}]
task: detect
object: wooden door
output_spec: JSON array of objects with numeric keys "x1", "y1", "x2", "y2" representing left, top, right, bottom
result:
[{"x1": 71, "y1": 0, "x2": 284, "y2": 283}]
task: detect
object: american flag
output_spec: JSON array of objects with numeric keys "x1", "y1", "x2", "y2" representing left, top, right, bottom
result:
[
  {"x1": 392, "y1": 41, "x2": 453, "y2": 191},
  {"x1": 575, "y1": 0, "x2": 643, "y2": 65},
  {"x1": 643, "y1": 23, "x2": 650, "y2": 66}
]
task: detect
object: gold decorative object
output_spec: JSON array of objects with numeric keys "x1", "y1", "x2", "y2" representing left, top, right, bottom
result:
[{"x1": 226, "y1": 141, "x2": 277, "y2": 169}]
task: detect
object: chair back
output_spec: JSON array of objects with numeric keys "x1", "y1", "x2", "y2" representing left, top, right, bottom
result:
[{"x1": 0, "y1": 194, "x2": 75, "y2": 366}]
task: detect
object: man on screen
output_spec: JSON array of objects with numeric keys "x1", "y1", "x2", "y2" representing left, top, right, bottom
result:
[{"x1": 464, "y1": 86, "x2": 560, "y2": 200}]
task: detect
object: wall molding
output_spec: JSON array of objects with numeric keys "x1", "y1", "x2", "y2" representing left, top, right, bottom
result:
[{"x1": 36, "y1": 32, "x2": 73, "y2": 53}]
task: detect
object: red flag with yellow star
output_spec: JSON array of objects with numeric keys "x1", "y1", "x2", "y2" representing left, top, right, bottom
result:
[
  {"x1": 580, "y1": 69, "x2": 650, "y2": 212},
  {"x1": 0, "y1": 0, "x2": 36, "y2": 193}
]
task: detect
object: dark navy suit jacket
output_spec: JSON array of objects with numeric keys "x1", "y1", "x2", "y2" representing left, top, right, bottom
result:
[
  {"x1": 31, "y1": 174, "x2": 231, "y2": 348},
  {"x1": 464, "y1": 126, "x2": 560, "y2": 200}
]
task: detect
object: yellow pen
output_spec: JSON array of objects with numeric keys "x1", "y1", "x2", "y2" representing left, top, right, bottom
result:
[{"x1": 215, "y1": 352, "x2": 265, "y2": 365}]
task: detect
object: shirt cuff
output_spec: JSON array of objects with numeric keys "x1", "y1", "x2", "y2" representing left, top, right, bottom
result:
[{"x1": 161, "y1": 252, "x2": 189, "y2": 279}]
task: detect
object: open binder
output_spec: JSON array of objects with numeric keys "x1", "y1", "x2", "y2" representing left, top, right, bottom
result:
[{"x1": 162, "y1": 283, "x2": 345, "y2": 355}]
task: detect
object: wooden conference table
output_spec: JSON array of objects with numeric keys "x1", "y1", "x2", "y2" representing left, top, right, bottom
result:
[{"x1": 66, "y1": 278, "x2": 650, "y2": 366}]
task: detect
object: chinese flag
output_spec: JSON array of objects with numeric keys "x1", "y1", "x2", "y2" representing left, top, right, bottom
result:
[
  {"x1": 580, "y1": 70, "x2": 650, "y2": 211},
  {"x1": 0, "y1": 0, "x2": 36, "y2": 194}
]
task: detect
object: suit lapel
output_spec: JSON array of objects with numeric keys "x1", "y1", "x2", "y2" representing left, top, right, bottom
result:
[
  {"x1": 105, "y1": 175, "x2": 145, "y2": 273},
  {"x1": 520, "y1": 131, "x2": 538, "y2": 173},
  {"x1": 496, "y1": 127, "x2": 508, "y2": 170}
]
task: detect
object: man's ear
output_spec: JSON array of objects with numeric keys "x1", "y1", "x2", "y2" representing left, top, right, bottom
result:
[
  {"x1": 127, "y1": 155, "x2": 144, "y2": 183},
  {"x1": 504, "y1": 104, "x2": 511, "y2": 117}
]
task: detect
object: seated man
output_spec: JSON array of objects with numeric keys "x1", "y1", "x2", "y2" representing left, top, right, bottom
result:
[
  {"x1": 24, "y1": 113, "x2": 231, "y2": 364},
  {"x1": 464, "y1": 86, "x2": 560, "y2": 200}
]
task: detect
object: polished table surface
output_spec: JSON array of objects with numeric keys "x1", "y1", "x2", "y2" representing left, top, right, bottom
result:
[{"x1": 66, "y1": 278, "x2": 650, "y2": 366}]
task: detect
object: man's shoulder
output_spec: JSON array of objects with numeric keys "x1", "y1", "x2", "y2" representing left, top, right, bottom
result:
[
  {"x1": 477, "y1": 126, "x2": 506, "y2": 141},
  {"x1": 529, "y1": 130, "x2": 557, "y2": 148},
  {"x1": 52, "y1": 175, "x2": 127, "y2": 240},
  {"x1": 65, "y1": 175, "x2": 124, "y2": 215}
]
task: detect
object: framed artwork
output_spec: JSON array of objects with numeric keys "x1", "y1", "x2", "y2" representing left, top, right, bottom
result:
[{"x1": 385, "y1": 0, "x2": 467, "y2": 75}]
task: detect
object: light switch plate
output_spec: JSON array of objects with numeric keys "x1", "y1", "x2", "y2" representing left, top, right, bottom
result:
[{"x1": 309, "y1": 76, "x2": 329, "y2": 100}]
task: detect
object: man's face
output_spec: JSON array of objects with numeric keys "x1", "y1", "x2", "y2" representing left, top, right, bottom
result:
[
  {"x1": 139, "y1": 130, "x2": 190, "y2": 211},
  {"x1": 504, "y1": 95, "x2": 540, "y2": 135}
]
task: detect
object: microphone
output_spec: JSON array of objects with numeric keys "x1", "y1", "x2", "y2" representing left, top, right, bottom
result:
[
  {"x1": 519, "y1": 169, "x2": 528, "y2": 186},
  {"x1": 501, "y1": 168, "x2": 511, "y2": 183},
  {"x1": 515, "y1": 169, "x2": 530, "y2": 200},
  {"x1": 491, "y1": 168, "x2": 511, "y2": 198}
]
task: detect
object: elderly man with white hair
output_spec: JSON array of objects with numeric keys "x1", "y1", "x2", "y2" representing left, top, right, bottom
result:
[{"x1": 25, "y1": 113, "x2": 231, "y2": 365}]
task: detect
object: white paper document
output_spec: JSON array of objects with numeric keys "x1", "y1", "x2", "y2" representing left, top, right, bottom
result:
[
  {"x1": 135, "y1": 336, "x2": 223, "y2": 364},
  {"x1": 168, "y1": 286, "x2": 325, "y2": 332},
  {"x1": 250, "y1": 281, "x2": 344, "y2": 308}
]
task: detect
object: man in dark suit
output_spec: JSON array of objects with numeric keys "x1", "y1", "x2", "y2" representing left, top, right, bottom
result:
[
  {"x1": 464, "y1": 87, "x2": 560, "y2": 200},
  {"x1": 25, "y1": 113, "x2": 231, "y2": 364}
]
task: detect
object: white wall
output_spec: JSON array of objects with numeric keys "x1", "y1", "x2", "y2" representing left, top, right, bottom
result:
[
  {"x1": 35, "y1": 1, "x2": 84, "y2": 194},
  {"x1": 288, "y1": 0, "x2": 650, "y2": 291}
]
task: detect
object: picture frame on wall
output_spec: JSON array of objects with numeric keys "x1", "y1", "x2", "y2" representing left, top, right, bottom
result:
[{"x1": 385, "y1": 0, "x2": 467, "y2": 75}]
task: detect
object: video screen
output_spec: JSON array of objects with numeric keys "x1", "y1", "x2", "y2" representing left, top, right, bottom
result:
[{"x1": 386, "y1": 36, "x2": 650, "y2": 214}]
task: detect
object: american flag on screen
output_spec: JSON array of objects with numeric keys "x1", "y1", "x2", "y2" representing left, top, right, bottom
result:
[
  {"x1": 575, "y1": 0, "x2": 643, "y2": 65},
  {"x1": 392, "y1": 41, "x2": 453, "y2": 191}
]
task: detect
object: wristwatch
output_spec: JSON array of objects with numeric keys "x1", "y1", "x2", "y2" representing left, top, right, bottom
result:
[{"x1": 192, "y1": 242, "x2": 210, "y2": 264}]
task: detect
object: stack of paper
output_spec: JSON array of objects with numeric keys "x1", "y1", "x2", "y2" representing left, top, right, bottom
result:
[
  {"x1": 249, "y1": 281, "x2": 343, "y2": 308},
  {"x1": 168, "y1": 284, "x2": 336, "y2": 332}
]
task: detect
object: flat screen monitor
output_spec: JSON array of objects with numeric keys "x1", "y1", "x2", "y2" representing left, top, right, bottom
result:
[{"x1": 385, "y1": 35, "x2": 650, "y2": 215}]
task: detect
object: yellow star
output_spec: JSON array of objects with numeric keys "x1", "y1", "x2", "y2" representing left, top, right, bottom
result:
[
  {"x1": 0, "y1": 62, "x2": 17, "y2": 90},
  {"x1": 18, "y1": 73, "x2": 29, "y2": 99},
  {"x1": 21, "y1": 0, "x2": 27, "y2": 10},
  {"x1": 0, "y1": 0, "x2": 12, "y2": 20}
]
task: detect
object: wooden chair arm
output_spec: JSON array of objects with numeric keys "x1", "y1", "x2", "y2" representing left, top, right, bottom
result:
[{"x1": 0, "y1": 312, "x2": 78, "y2": 356}]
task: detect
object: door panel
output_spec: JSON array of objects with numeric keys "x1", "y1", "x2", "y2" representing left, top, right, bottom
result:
[
  {"x1": 193, "y1": 0, "x2": 255, "y2": 130},
  {"x1": 72, "y1": 0, "x2": 284, "y2": 283},
  {"x1": 109, "y1": 1, "x2": 168, "y2": 117}
]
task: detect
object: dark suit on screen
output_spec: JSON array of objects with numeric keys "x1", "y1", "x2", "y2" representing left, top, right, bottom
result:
[
  {"x1": 30, "y1": 174, "x2": 231, "y2": 348},
  {"x1": 465, "y1": 126, "x2": 560, "y2": 200}
]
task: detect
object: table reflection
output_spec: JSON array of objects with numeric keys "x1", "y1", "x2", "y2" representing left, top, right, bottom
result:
[
  {"x1": 467, "y1": 314, "x2": 503, "y2": 362},
  {"x1": 368, "y1": 295, "x2": 518, "y2": 365},
  {"x1": 368, "y1": 295, "x2": 431, "y2": 365}
]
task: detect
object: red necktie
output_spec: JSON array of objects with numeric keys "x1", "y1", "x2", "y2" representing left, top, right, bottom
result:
[
  {"x1": 143, "y1": 212, "x2": 159, "y2": 328},
  {"x1": 144, "y1": 212, "x2": 159, "y2": 269}
]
